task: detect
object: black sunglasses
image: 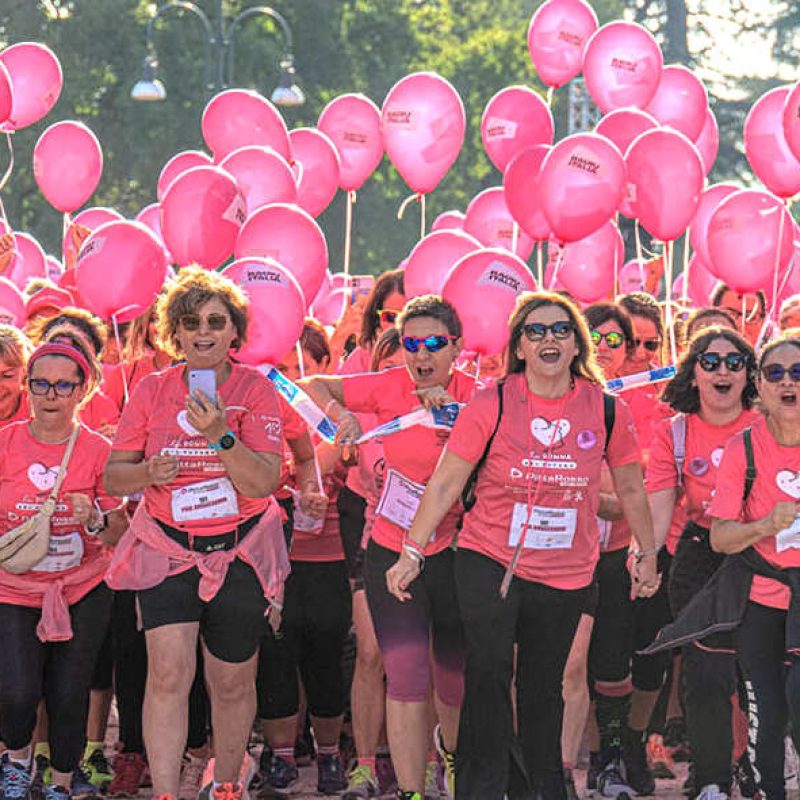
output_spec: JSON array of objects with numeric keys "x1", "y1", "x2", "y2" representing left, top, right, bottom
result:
[
  {"x1": 634, "y1": 337, "x2": 661, "y2": 353},
  {"x1": 522, "y1": 321, "x2": 575, "y2": 342},
  {"x1": 761, "y1": 363, "x2": 800, "y2": 383},
  {"x1": 180, "y1": 313, "x2": 230, "y2": 332},
  {"x1": 591, "y1": 330, "x2": 624, "y2": 350},
  {"x1": 29, "y1": 378, "x2": 82, "y2": 398},
  {"x1": 697, "y1": 352, "x2": 747, "y2": 373},
  {"x1": 401, "y1": 335, "x2": 457, "y2": 354}
]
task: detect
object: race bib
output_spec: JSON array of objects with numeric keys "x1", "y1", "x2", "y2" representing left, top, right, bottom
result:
[
  {"x1": 776, "y1": 515, "x2": 800, "y2": 553},
  {"x1": 31, "y1": 532, "x2": 84, "y2": 573},
  {"x1": 171, "y1": 478, "x2": 239, "y2": 523},
  {"x1": 508, "y1": 503, "x2": 577, "y2": 550},
  {"x1": 376, "y1": 469, "x2": 427, "y2": 533}
]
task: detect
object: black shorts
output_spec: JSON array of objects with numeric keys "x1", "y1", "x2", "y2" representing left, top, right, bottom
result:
[
  {"x1": 137, "y1": 559, "x2": 268, "y2": 663},
  {"x1": 337, "y1": 486, "x2": 367, "y2": 580}
]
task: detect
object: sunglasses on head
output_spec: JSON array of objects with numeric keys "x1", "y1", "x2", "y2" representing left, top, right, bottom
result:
[
  {"x1": 697, "y1": 352, "x2": 746, "y2": 373},
  {"x1": 179, "y1": 313, "x2": 230, "y2": 332},
  {"x1": 378, "y1": 309, "x2": 399, "y2": 326},
  {"x1": 634, "y1": 337, "x2": 661, "y2": 353},
  {"x1": 401, "y1": 335, "x2": 457, "y2": 354},
  {"x1": 522, "y1": 321, "x2": 575, "y2": 342},
  {"x1": 761, "y1": 363, "x2": 800, "y2": 383},
  {"x1": 28, "y1": 378, "x2": 82, "y2": 398},
  {"x1": 591, "y1": 330, "x2": 624, "y2": 349}
]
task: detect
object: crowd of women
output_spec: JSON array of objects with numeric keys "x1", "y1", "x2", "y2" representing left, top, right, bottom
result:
[{"x1": 0, "y1": 259, "x2": 799, "y2": 800}]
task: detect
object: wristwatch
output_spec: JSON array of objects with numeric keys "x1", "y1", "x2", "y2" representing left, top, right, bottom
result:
[{"x1": 209, "y1": 429, "x2": 236, "y2": 451}]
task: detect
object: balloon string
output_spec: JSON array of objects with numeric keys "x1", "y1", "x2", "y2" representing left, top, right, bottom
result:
[
  {"x1": 549, "y1": 246, "x2": 564, "y2": 290},
  {"x1": 0, "y1": 132, "x2": 14, "y2": 196},
  {"x1": 112, "y1": 314, "x2": 129, "y2": 405},
  {"x1": 546, "y1": 86, "x2": 555, "y2": 107},
  {"x1": 536, "y1": 241, "x2": 544, "y2": 288},
  {"x1": 294, "y1": 159, "x2": 304, "y2": 188},
  {"x1": 681, "y1": 228, "x2": 691, "y2": 306},
  {"x1": 62, "y1": 212, "x2": 72, "y2": 259},
  {"x1": 634, "y1": 219, "x2": 644, "y2": 275},
  {"x1": 664, "y1": 240, "x2": 678, "y2": 365},
  {"x1": 511, "y1": 221, "x2": 519, "y2": 255},
  {"x1": 776, "y1": 250, "x2": 797, "y2": 303},
  {"x1": 768, "y1": 203, "x2": 787, "y2": 322},
  {"x1": 343, "y1": 190, "x2": 355, "y2": 276},
  {"x1": 419, "y1": 193, "x2": 426, "y2": 239}
]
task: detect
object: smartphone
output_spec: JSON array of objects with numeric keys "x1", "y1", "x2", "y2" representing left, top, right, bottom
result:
[{"x1": 188, "y1": 369, "x2": 217, "y2": 405}]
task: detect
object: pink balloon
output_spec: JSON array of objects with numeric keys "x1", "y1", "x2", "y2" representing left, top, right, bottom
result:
[
  {"x1": 381, "y1": 72, "x2": 465, "y2": 195},
  {"x1": 694, "y1": 108, "x2": 719, "y2": 177},
  {"x1": 464, "y1": 187, "x2": 535, "y2": 259},
  {"x1": 404, "y1": 230, "x2": 482, "y2": 299},
  {"x1": 135, "y1": 203, "x2": 172, "y2": 263},
  {"x1": 161, "y1": 166, "x2": 245, "y2": 270},
  {"x1": 442, "y1": 248, "x2": 536, "y2": 355},
  {"x1": 689, "y1": 183, "x2": 740, "y2": 267},
  {"x1": 431, "y1": 210, "x2": 465, "y2": 232},
  {"x1": 0, "y1": 277, "x2": 25, "y2": 327},
  {"x1": 539, "y1": 133, "x2": 625, "y2": 242},
  {"x1": 312, "y1": 287, "x2": 349, "y2": 327},
  {"x1": 222, "y1": 258, "x2": 305, "y2": 365},
  {"x1": 672, "y1": 255, "x2": 718, "y2": 307},
  {"x1": 45, "y1": 254, "x2": 64, "y2": 283},
  {"x1": 62, "y1": 207, "x2": 124, "y2": 268},
  {"x1": 744, "y1": 86, "x2": 800, "y2": 199},
  {"x1": 235, "y1": 203, "x2": 328, "y2": 305},
  {"x1": 707, "y1": 190, "x2": 794, "y2": 293},
  {"x1": 7, "y1": 232, "x2": 46, "y2": 290},
  {"x1": 481, "y1": 86, "x2": 554, "y2": 172},
  {"x1": 0, "y1": 42, "x2": 62, "y2": 131},
  {"x1": 553, "y1": 221, "x2": 623, "y2": 303},
  {"x1": 219, "y1": 146, "x2": 297, "y2": 214},
  {"x1": 201, "y1": 89, "x2": 290, "y2": 162},
  {"x1": 619, "y1": 258, "x2": 649, "y2": 294},
  {"x1": 318, "y1": 94, "x2": 383, "y2": 192},
  {"x1": 527, "y1": 0, "x2": 599, "y2": 89},
  {"x1": 33, "y1": 121, "x2": 103, "y2": 213},
  {"x1": 289, "y1": 128, "x2": 340, "y2": 217},
  {"x1": 782, "y1": 81, "x2": 800, "y2": 162},
  {"x1": 0, "y1": 62, "x2": 12, "y2": 126},
  {"x1": 643, "y1": 65, "x2": 708, "y2": 141},
  {"x1": 76, "y1": 221, "x2": 167, "y2": 322},
  {"x1": 157, "y1": 150, "x2": 213, "y2": 203},
  {"x1": 625, "y1": 128, "x2": 704, "y2": 241},
  {"x1": 595, "y1": 107, "x2": 658, "y2": 155},
  {"x1": 503, "y1": 144, "x2": 551, "y2": 241},
  {"x1": 582, "y1": 22, "x2": 663, "y2": 114}
]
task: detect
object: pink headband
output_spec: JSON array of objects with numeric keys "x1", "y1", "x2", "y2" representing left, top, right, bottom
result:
[{"x1": 28, "y1": 342, "x2": 92, "y2": 382}]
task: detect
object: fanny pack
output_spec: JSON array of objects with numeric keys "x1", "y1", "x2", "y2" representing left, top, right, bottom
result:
[{"x1": 0, "y1": 426, "x2": 80, "y2": 575}]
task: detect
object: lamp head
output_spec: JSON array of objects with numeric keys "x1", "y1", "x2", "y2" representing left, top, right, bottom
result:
[
  {"x1": 271, "y1": 56, "x2": 305, "y2": 107},
  {"x1": 131, "y1": 52, "x2": 166, "y2": 102}
]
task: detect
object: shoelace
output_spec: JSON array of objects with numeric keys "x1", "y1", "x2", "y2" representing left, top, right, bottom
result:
[
  {"x1": 347, "y1": 764, "x2": 376, "y2": 788},
  {"x1": 212, "y1": 782, "x2": 241, "y2": 800}
]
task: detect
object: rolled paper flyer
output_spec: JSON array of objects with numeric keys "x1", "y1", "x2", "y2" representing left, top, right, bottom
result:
[
  {"x1": 357, "y1": 402, "x2": 463, "y2": 444},
  {"x1": 605, "y1": 364, "x2": 677, "y2": 394}
]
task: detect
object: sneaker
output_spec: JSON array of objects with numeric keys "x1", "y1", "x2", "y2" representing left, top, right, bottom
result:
[
  {"x1": 317, "y1": 754, "x2": 347, "y2": 795},
  {"x1": 734, "y1": 752, "x2": 757, "y2": 799},
  {"x1": 295, "y1": 733, "x2": 315, "y2": 768},
  {"x1": 43, "y1": 786, "x2": 69, "y2": 800},
  {"x1": 71, "y1": 767, "x2": 100, "y2": 800},
  {"x1": 396, "y1": 792, "x2": 422, "y2": 800},
  {"x1": 82, "y1": 748, "x2": 114, "y2": 791},
  {"x1": 264, "y1": 755, "x2": 298, "y2": 790},
  {"x1": 107, "y1": 753, "x2": 147, "y2": 798},
  {"x1": 564, "y1": 769, "x2": 580, "y2": 800},
  {"x1": 3, "y1": 759, "x2": 32, "y2": 800},
  {"x1": 646, "y1": 734, "x2": 676, "y2": 780},
  {"x1": 787, "y1": 736, "x2": 800, "y2": 799},
  {"x1": 375, "y1": 754, "x2": 397, "y2": 796},
  {"x1": 199, "y1": 783, "x2": 242, "y2": 800},
  {"x1": 664, "y1": 718, "x2": 691, "y2": 762},
  {"x1": 622, "y1": 730, "x2": 655, "y2": 796},
  {"x1": 683, "y1": 762, "x2": 696, "y2": 797},
  {"x1": 341, "y1": 763, "x2": 379, "y2": 799},
  {"x1": 694, "y1": 785, "x2": 729, "y2": 800},
  {"x1": 433, "y1": 725, "x2": 454, "y2": 800},
  {"x1": 30, "y1": 754, "x2": 53, "y2": 800},
  {"x1": 587, "y1": 751, "x2": 603, "y2": 792},
  {"x1": 597, "y1": 760, "x2": 636, "y2": 800},
  {"x1": 179, "y1": 754, "x2": 208, "y2": 800},
  {"x1": 424, "y1": 761, "x2": 440, "y2": 800}
]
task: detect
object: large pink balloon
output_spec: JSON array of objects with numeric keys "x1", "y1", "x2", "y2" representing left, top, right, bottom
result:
[
  {"x1": 672, "y1": 255, "x2": 718, "y2": 307},
  {"x1": 707, "y1": 190, "x2": 794, "y2": 293},
  {"x1": 33, "y1": 121, "x2": 103, "y2": 213},
  {"x1": 643, "y1": 65, "x2": 708, "y2": 141},
  {"x1": 744, "y1": 87, "x2": 800, "y2": 199},
  {"x1": 318, "y1": 94, "x2": 383, "y2": 192},
  {"x1": 503, "y1": 145, "x2": 551, "y2": 242},
  {"x1": 157, "y1": 150, "x2": 213, "y2": 202},
  {"x1": 0, "y1": 42, "x2": 62, "y2": 131},
  {"x1": 481, "y1": 86, "x2": 554, "y2": 172},
  {"x1": 0, "y1": 62, "x2": 12, "y2": 127},
  {"x1": 694, "y1": 107, "x2": 719, "y2": 177},
  {"x1": 201, "y1": 89, "x2": 290, "y2": 162},
  {"x1": 0, "y1": 277, "x2": 25, "y2": 327},
  {"x1": 442, "y1": 249, "x2": 536, "y2": 355},
  {"x1": 135, "y1": 203, "x2": 172, "y2": 263},
  {"x1": 554, "y1": 221, "x2": 623, "y2": 303},
  {"x1": 289, "y1": 128, "x2": 340, "y2": 217},
  {"x1": 464, "y1": 187, "x2": 535, "y2": 259},
  {"x1": 783, "y1": 81, "x2": 800, "y2": 163},
  {"x1": 431, "y1": 210, "x2": 465, "y2": 232},
  {"x1": 404, "y1": 230, "x2": 482, "y2": 299},
  {"x1": 381, "y1": 72, "x2": 465, "y2": 195},
  {"x1": 7, "y1": 232, "x2": 46, "y2": 290},
  {"x1": 76, "y1": 221, "x2": 168, "y2": 321},
  {"x1": 582, "y1": 22, "x2": 663, "y2": 114},
  {"x1": 222, "y1": 258, "x2": 305, "y2": 365},
  {"x1": 689, "y1": 183, "x2": 740, "y2": 268},
  {"x1": 161, "y1": 166, "x2": 245, "y2": 269},
  {"x1": 45, "y1": 255, "x2": 64, "y2": 283},
  {"x1": 219, "y1": 146, "x2": 297, "y2": 214},
  {"x1": 235, "y1": 203, "x2": 328, "y2": 305},
  {"x1": 595, "y1": 107, "x2": 658, "y2": 156},
  {"x1": 527, "y1": 0, "x2": 599, "y2": 89},
  {"x1": 539, "y1": 133, "x2": 625, "y2": 242},
  {"x1": 625, "y1": 128, "x2": 704, "y2": 241}
]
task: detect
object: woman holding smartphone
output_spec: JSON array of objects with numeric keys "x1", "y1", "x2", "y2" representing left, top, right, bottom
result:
[{"x1": 104, "y1": 267, "x2": 287, "y2": 800}]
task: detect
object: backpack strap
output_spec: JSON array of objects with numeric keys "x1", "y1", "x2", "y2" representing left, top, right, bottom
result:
[
  {"x1": 602, "y1": 392, "x2": 615, "y2": 453},
  {"x1": 670, "y1": 413, "x2": 687, "y2": 489},
  {"x1": 461, "y1": 381, "x2": 504, "y2": 512},
  {"x1": 743, "y1": 426, "x2": 756, "y2": 504}
]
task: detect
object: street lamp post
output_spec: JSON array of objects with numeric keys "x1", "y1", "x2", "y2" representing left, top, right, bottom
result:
[{"x1": 131, "y1": 0, "x2": 304, "y2": 106}]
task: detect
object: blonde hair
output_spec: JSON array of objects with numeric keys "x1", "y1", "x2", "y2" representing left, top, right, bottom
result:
[{"x1": 0, "y1": 325, "x2": 32, "y2": 368}]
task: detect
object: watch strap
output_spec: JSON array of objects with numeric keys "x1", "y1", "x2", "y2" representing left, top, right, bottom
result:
[{"x1": 209, "y1": 429, "x2": 236, "y2": 451}]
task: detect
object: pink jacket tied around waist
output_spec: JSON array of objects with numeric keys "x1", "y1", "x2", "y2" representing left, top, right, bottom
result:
[{"x1": 106, "y1": 499, "x2": 290, "y2": 608}]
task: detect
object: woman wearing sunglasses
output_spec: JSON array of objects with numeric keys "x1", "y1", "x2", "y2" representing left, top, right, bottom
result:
[
  {"x1": 104, "y1": 267, "x2": 287, "y2": 800},
  {"x1": 646, "y1": 328, "x2": 757, "y2": 800},
  {"x1": 710, "y1": 332, "x2": 800, "y2": 800},
  {"x1": 302, "y1": 295, "x2": 473, "y2": 800},
  {"x1": 0, "y1": 339, "x2": 128, "y2": 800},
  {"x1": 386, "y1": 292, "x2": 656, "y2": 800}
]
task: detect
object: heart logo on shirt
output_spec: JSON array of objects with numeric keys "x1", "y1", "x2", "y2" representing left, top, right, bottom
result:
[
  {"x1": 777, "y1": 469, "x2": 800, "y2": 499},
  {"x1": 530, "y1": 418, "x2": 570, "y2": 447},
  {"x1": 176, "y1": 410, "x2": 200, "y2": 437},
  {"x1": 711, "y1": 448, "x2": 724, "y2": 469},
  {"x1": 28, "y1": 463, "x2": 58, "y2": 492}
]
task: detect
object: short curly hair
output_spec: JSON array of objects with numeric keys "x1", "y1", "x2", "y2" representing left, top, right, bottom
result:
[
  {"x1": 395, "y1": 294, "x2": 462, "y2": 339},
  {"x1": 156, "y1": 266, "x2": 249, "y2": 361}
]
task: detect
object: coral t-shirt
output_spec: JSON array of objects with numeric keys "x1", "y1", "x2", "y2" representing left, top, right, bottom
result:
[
  {"x1": 341, "y1": 365, "x2": 476, "y2": 555},
  {"x1": 0, "y1": 422, "x2": 120, "y2": 602},
  {"x1": 448, "y1": 375, "x2": 640, "y2": 590},
  {"x1": 709, "y1": 415, "x2": 799, "y2": 610},
  {"x1": 80, "y1": 389, "x2": 121, "y2": 434},
  {"x1": 275, "y1": 401, "x2": 309, "y2": 502},
  {"x1": 290, "y1": 469, "x2": 346, "y2": 563},
  {"x1": 103, "y1": 352, "x2": 166, "y2": 411},
  {"x1": 112, "y1": 362, "x2": 283, "y2": 536}
]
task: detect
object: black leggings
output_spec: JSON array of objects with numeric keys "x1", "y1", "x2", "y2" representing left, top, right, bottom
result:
[
  {"x1": 455, "y1": 549, "x2": 588, "y2": 800},
  {"x1": 112, "y1": 590, "x2": 148, "y2": 753},
  {"x1": 257, "y1": 560, "x2": 352, "y2": 720},
  {"x1": 0, "y1": 583, "x2": 112, "y2": 773}
]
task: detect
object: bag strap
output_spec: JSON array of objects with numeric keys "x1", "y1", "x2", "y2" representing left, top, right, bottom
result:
[
  {"x1": 602, "y1": 392, "x2": 615, "y2": 453},
  {"x1": 476, "y1": 381, "x2": 504, "y2": 476},
  {"x1": 48, "y1": 425, "x2": 80, "y2": 501},
  {"x1": 743, "y1": 426, "x2": 756, "y2": 504},
  {"x1": 670, "y1": 413, "x2": 687, "y2": 489}
]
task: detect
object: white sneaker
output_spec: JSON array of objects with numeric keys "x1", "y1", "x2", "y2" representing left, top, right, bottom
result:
[
  {"x1": 694, "y1": 784, "x2": 729, "y2": 800},
  {"x1": 179, "y1": 753, "x2": 208, "y2": 800},
  {"x1": 597, "y1": 760, "x2": 635, "y2": 799},
  {"x1": 424, "y1": 761, "x2": 440, "y2": 800}
]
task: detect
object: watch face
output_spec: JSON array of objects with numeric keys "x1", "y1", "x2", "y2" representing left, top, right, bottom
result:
[{"x1": 220, "y1": 433, "x2": 236, "y2": 450}]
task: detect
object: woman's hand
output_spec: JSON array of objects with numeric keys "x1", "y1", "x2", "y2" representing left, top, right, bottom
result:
[
  {"x1": 65, "y1": 493, "x2": 99, "y2": 527},
  {"x1": 414, "y1": 386, "x2": 456, "y2": 410},
  {"x1": 299, "y1": 486, "x2": 329, "y2": 519},
  {"x1": 628, "y1": 553, "x2": 660, "y2": 599},
  {"x1": 146, "y1": 453, "x2": 179, "y2": 486},
  {"x1": 186, "y1": 391, "x2": 228, "y2": 443},
  {"x1": 334, "y1": 412, "x2": 362, "y2": 446},
  {"x1": 386, "y1": 551, "x2": 422, "y2": 602},
  {"x1": 763, "y1": 501, "x2": 799, "y2": 537}
]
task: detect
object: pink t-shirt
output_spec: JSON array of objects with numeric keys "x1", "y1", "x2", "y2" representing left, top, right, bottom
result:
[
  {"x1": 80, "y1": 389, "x2": 120, "y2": 434},
  {"x1": 448, "y1": 375, "x2": 641, "y2": 590},
  {"x1": 112, "y1": 362, "x2": 283, "y2": 536},
  {"x1": 341, "y1": 365, "x2": 477, "y2": 555},
  {"x1": 338, "y1": 345, "x2": 376, "y2": 500},
  {"x1": 103, "y1": 352, "x2": 165, "y2": 412},
  {"x1": 709, "y1": 415, "x2": 798, "y2": 610},
  {"x1": 275, "y1": 401, "x2": 309, "y2": 502},
  {"x1": 0, "y1": 422, "x2": 120, "y2": 603}
]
